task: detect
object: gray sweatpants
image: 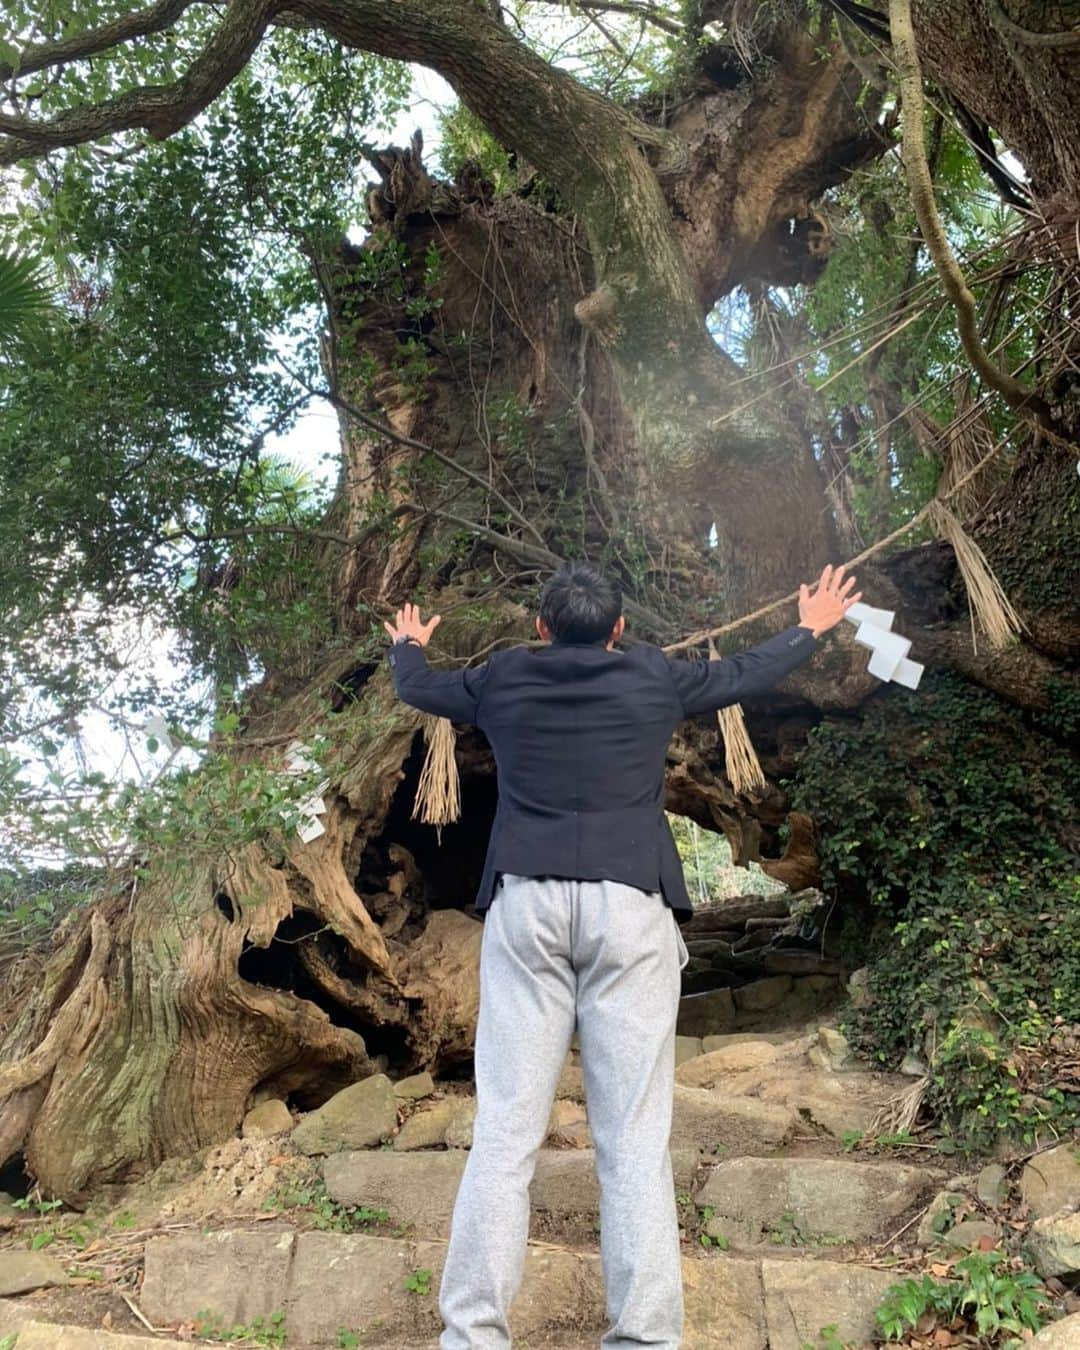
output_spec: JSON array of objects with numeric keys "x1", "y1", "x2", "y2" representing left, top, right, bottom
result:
[{"x1": 439, "y1": 874, "x2": 690, "y2": 1349}]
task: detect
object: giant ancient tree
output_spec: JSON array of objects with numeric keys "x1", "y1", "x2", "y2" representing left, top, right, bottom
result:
[{"x1": 0, "y1": 0, "x2": 1076, "y2": 1203}]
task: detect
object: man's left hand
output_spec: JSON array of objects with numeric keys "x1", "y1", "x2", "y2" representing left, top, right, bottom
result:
[{"x1": 384, "y1": 601, "x2": 442, "y2": 647}]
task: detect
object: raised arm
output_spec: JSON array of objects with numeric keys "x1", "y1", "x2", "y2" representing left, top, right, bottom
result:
[
  {"x1": 384, "y1": 602, "x2": 489, "y2": 725},
  {"x1": 667, "y1": 565, "x2": 860, "y2": 718}
]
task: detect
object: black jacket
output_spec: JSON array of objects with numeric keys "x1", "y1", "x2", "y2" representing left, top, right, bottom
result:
[{"x1": 387, "y1": 624, "x2": 818, "y2": 922}]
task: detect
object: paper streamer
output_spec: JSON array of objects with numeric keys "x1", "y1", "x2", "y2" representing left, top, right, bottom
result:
[
  {"x1": 283, "y1": 740, "x2": 330, "y2": 842},
  {"x1": 844, "y1": 602, "x2": 924, "y2": 689}
]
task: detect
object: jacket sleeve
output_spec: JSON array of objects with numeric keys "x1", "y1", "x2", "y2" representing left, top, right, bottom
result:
[
  {"x1": 666, "y1": 624, "x2": 818, "y2": 718},
  {"x1": 386, "y1": 641, "x2": 490, "y2": 725}
]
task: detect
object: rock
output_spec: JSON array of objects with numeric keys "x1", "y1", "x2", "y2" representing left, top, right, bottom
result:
[
  {"x1": 807, "y1": 1026, "x2": 855, "y2": 1072},
  {"x1": 695, "y1": 1156, "x2": 939, "y2": 1245},
  {"x1": 394, "y1": 1099, "x2": 459, "y2": 1151},
  {"x1": 683, "y1": 957, "x2": 715, "y2": 977},
  {"x1": 556, "y1": 1061, "x2": 586, "y2": 1101},
  {"x1": 142, "y1": 1228, "x2": 296, "y2": 1326},
  {"x1": 139, "y1": 1224, "x2": 779, "y2": 1349},
  {"x1": 241, "y1": 1099, "x2": 292, "y2": 1139},
  {"x1": 1021, "y1": 1145, "x2": 1080, "y2": 1220},
  {"x1": 670, "y1": 1087, "x2": 796, "y2": 1155},
  {"x1": 1031, "y1": 1311, "x2": 1080, "y2": 1346},
  {"x1": 4, "y1": 1324, "x2": 196, "y2": 1349},
  {"x1": 685, "y1": 939, "x2": 737, "y2": 960},
  {"x1": 324, "y1": 1148, "x2": 694, "y2": 1240},
  {"x1": 702, "y1": 1031, "x2": 800, "y2": 1052},
  {"x1": 324, "y1": 1151, "x2": 465, "y2": 1235},
  {"x1": 444, "y1": 1098, "x2": 477, "y2": 1149},
  {"x1": 917, "y1": 1190, "x2": 972, "y2": 1246},
  {"x1": 847, "y1": 967, "x2": 872, "y2": 1009},
  {"x1": 677, "y1": 987, "x2": 736, "y2": 1037},
  {"x1": 681, "y1": 1256, "x2": 767, "y2": 1349},
  {"x1": 732, "y1": 1066, "x2": 911, "y2": 1139},
  {"x1": 675, "y1": 1035, "x2": 704, "y2": 1065},
  {"x1": 683, "y1": 970, "x2": 736, "y2": 994},
  {"x1": 976, "y1": 1163, "x2": 1008, "y2": 1206},
  {"x1": 675, "y1": 1041, "x2": 779, "y2": 1087},
  {"x1": 899, "y1": 1050, "x2": 928, "y2": 1077},
  {"x1": 395, "y1": 1071, "x2": 436, "y2": 1101},
  {"x1": 0, "y1": 1250, "x2": 69, "y2": 1296},
  {"x1": 733, "y1": 976, "x2": 793, "y2": 1012},
  {"x1": 142, "y1": 1227, "x2": 607, "y2": 1345},
  {"x1": 685, "y1": 897, "x2": 793, "y2": 930},
  {"x1": 0, "y1": 1189, "x2": 18, "y2": 1227},
  {"x1": 942, "y1": 1219, "x2": 1000, "y2": 1250},
  {"x1": 547, "y1": 1099, "x2": 589, "y2": 1146},
  {"x1": 292, "y1": 1073, "x2": 398, "y2": 1156},
  {"x1": 532, "y1": 1149, "x2": 697, "y2": 1219},
  {"x1": 762, "y1": 951, "x2": 843, "y2": 976},
  {"x1": 1029, "y1": 1211, "x2": 1080, "y2": 1278},
  {"x1": 762, "y1": 1259, "x2": 897, "y2": 1350}
]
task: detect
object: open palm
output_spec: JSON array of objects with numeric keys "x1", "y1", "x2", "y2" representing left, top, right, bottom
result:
[
  {"x1": 798, "y1": 565, "x2": 861, "y2": 638},
  {"x1": 383, "y1": 601, "x2": 442, "y2": 647}
]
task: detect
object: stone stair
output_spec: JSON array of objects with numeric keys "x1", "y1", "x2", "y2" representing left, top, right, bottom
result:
[
  {"x1": 0, "y1": 1020, "x2": 958, "y2": 1349},
  {"x1": 127, "y1": 1224, "x2": 902, "y2": 1350}
]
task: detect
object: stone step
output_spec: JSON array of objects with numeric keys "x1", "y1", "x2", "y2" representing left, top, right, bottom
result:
[
  {"x1": 322, "y1": 1146, "x2": 701, "y2": 1238},
  {"x1": 694, "y1": 1155, "x2": 945, "y2": 1248},
  {"x1": 138, "y1": 1226, "x2": 904, "y2": 1349},
  {"x1": 0, "y1": 1315, "x2": 192, "y2": 1349}
]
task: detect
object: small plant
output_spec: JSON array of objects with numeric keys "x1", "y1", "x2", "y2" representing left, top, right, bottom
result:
[
  {"x1": 12, "y1": 1196, "x2": 62, "y2": 1218},
  {"x1": 264, "y1": 1179, "x2": 388, "y2": 1233},
  {"x1": 875, "y1": 1251, "x2": 1051, "y2": 1343},
  {"x1": 404, "y1": 1267, "x2": 432, "y2": 1296},
  {"x1": 767, "y1": 1210, "x2": 805, "y2": 1247},
  {"x1": 874, "y1": 1130, "x2": 918, "y2": 1148},
  {"x1": 193, "y1": 1309, "x2": 288, "y2": 1345},
  {"x1": 840, "y1": 1129, "x2": 863, "y2": 1152},
  {"x1": 802, "y1": 1327, "x2": 852, "y2": 1350},
  {"x1": 0, "y1": 1333, "x2": 18, "y2": 1350},
  {"x1": 696, "y1": 1205, "x2": 730, "y2": 1250},
  {"x1": 337, "y1": 1331, "x2": 360, "y2": 1349}
]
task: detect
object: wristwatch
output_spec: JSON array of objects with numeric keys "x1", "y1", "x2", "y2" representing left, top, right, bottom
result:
[{"x1": 393, "y1": 635, "x2": 422, "y2": 647}]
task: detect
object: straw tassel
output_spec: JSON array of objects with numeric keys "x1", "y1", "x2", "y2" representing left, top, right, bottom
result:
[
  {"x1": 709, "y1": 639, "x2": 766, "y2": 795},
  {"x1": 928, "y1": 500, "x2": 1025, "y2": 652},
  {"x1": 412, "y1": 713, "x2": 461, "y2": 833}
]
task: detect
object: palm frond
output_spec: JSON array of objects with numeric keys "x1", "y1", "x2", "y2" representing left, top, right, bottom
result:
[{"x1": 0, "y1": 250, "x2": 54, "y2": 356}]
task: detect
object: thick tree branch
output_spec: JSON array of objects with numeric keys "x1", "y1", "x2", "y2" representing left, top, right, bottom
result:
[
  {"x1": 0, "y1": 0, "x2": 203, "y2": 81},
  {"x1": 0, "y1": 0, "x2": 277, "y2": 163}
]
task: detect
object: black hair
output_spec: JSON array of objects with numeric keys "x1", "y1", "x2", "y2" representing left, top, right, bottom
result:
[{"x1": 538, "y1": 562, "x2": 622, "y2": 644}]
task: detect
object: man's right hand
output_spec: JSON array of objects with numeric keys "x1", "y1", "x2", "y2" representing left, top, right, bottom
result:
[
  {"x1": 384, "y1": 601, "x2": 442, "y2": 647},
  {"x1": 798, "y1": 565, "x2": 861, "y2": 638}
]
